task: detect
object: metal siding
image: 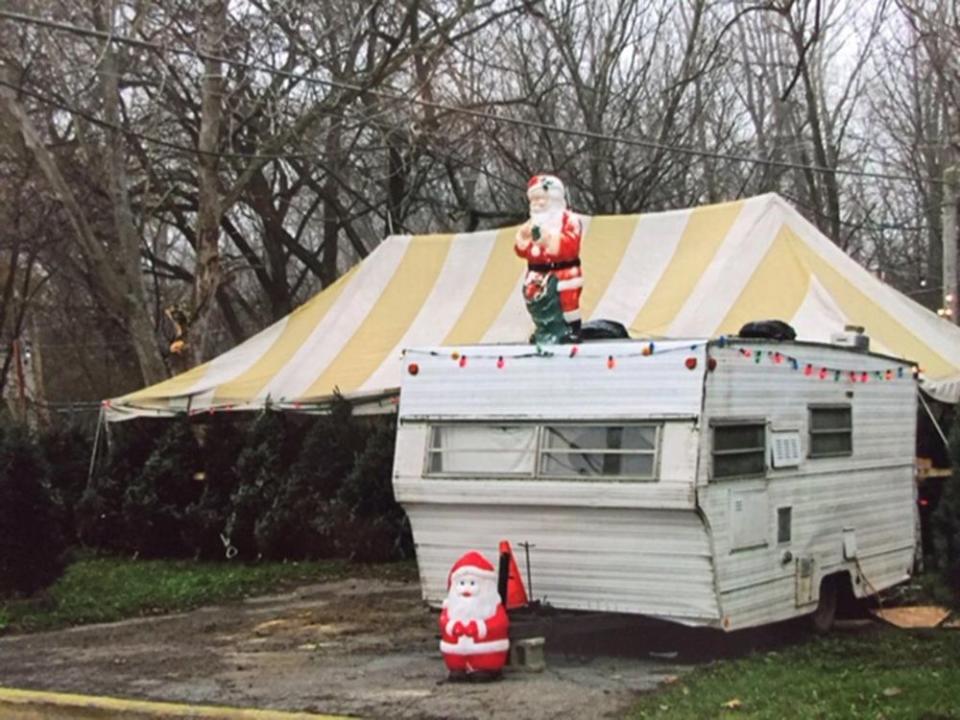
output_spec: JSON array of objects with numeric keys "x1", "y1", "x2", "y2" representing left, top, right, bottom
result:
[
  {"x1": 398, "y1": 340, "x2": 706, "y2": 421},
  {"x1": 392, "y1": 338, "x2": 917, "y2": 631},
  {"x1": 699, "y1": 341, "x2": 917, "y2": 630},
  {"x1": 393, "y1": 407, "x2": 718, "y2": 624},
  {"x1": 405, "y1": 503, "x2": 719, "y2": 622}
]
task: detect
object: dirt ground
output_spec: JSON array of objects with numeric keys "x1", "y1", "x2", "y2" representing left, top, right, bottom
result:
[{"x1": 0, "y1": 575, "x2": 737, "y2": 719}]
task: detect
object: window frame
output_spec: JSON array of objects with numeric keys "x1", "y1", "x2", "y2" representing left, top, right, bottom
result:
[
  {"x1": 808, "y1": 404, "x2": 853, "y2": 459},
  {"x1": 424, "y1": 423, "x2": 538, "y2": 479},
  {"x1": 710, "y1": 419, "x2": 767, "y2": 480},
  {"x1": 423, "y1": 421, "x2": 662, "y2": 482},
  {"x1": 538, "y1": 423, "x2": 660, "y2": 481},
  {"x1": 777, "y1": 506, "x2": 792, "y2": 544}
]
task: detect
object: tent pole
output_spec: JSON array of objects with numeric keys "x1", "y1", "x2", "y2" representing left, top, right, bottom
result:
[
  {"x1": 919, "y1": 391, "x2": 950, "y2": 452},
  {"x1": 85, "y1": 405, "x2": 106, "y2": 490}
]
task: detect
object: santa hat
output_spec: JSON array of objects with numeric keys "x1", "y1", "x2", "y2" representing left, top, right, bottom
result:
[
  {"x1": 527, "y1": 174, "x2": 566, "y2": 203},
  {"x1": 447, "y1": 550, "x2": 497, "y2": 588}
]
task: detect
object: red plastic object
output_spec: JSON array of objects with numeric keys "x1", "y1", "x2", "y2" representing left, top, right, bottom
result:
[
  {"x1": 439, "y1": 551, "x2": 509, "y2": 678},
  {"x1": 498, "y1": 540, "x2": 529, "y2": 609}
]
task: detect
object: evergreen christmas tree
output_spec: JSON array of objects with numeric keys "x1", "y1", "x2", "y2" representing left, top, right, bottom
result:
[
  {"x1": 181, "y1": 415, "x2": 244, "y2": 559},
  {"x1": 224, "y1": 411, "x2": 301, "y2": 559},
  {"x1": 121, "y1": 421, "x2": 202, "y2": 557},
  {"x1": 0, "y1": 424, "x2": 65, "y2": 596},
  {"x1": 933, "y1": 411, "x2": 960, "y2": 603},
  {"x1": 255, "y1": 396, "x2": 362, "y2": 560},
  {"x1": 333, "y1": 416, "x2": 411, "y2": 562},
  {"x1": 76, "y1": 420, "x2": 162, "y2": 551},
  {"x1": 39, "y1": 423, "x2": 93, "y2": 544}
]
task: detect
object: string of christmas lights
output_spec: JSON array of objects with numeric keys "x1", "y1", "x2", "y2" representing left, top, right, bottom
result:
[
  {"x1": 735, "y1": 347, "x2": 917, "y2": 383},
  {"x1": 402, "y1": 340, "x2": 709, "y2": 367},
  {"x1": 402, "y1": 339, "x2": 919, "y2": 382}
]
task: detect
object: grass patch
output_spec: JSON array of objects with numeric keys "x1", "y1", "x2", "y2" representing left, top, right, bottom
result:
[
  {"x1": 0, "y1": 553, "x2": 416, "y2": 634},
  {"x1": 629, "y1": 627, "x2": 960, "y2": 720}
]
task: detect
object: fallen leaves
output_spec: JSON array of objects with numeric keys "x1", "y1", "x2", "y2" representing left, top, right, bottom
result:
[{"x1": 721, "y1": 698, "x2": 743, "y2": 710}]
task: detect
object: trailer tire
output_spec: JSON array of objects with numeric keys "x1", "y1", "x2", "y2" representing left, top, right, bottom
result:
[{"x1": 809, "y1": 576, "x2": 838, "y2": 633}]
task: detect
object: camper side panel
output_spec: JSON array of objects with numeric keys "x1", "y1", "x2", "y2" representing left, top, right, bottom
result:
[
  {"x1": 698, "y1": 343, "x2": 917, "y2": 630},
  {"x1": 398, "y1": 341, "x2": 705, "y2": 421},
  {"x1": 394, "y1": 418, "x2": 721, "y2": 625}
]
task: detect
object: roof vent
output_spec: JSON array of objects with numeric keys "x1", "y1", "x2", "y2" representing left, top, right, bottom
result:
[{"x1": 830, "y1": 324, "x2": 869, "y2": 352}]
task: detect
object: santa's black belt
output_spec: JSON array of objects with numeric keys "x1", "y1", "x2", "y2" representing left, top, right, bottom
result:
[{"x1": 527, "y1": 259, "x2": 581, "y2": 272}]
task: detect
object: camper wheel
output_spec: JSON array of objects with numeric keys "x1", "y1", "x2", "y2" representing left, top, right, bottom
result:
[{"x1": 809, "y1": 575, "x2": 839, "y2": 633}]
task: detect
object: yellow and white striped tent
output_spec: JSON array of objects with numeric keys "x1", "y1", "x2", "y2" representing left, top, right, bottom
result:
[{"x1": 105, "y1": 193, "x2": 960, "y2": 420}]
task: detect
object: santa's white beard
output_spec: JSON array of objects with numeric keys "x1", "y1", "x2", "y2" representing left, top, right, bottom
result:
[
  {"x1": 530, "y1": 206, "x2": 564, "y2": 238},
  {"x1": 445, "y1": 585, "x2": 500, "y2": 625}
]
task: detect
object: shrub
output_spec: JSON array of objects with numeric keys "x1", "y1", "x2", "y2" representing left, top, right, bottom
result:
[
  {"x1": 933, "y1": 412, "x2": 960, "y2": 603},
  {"x1": 37, "y1": 423, "x2": 93, "y2": 544},
  {"x1": 255, "y1": 397, "x2": 364, "y2": 560},
  {"x1": 223, "y1": 411, "x2": 302, "y2": 560},
  {"x1": 76, "y1": 419, "x2": 163, "y2": 551},
  {"x1": 181, "y1": 416, "x2": 245, "y2": 559},
  {"x1": 332, "y1": 415, "x2": 411, "y2": 562},
  {"x1": 121, "y1": 421, "x2": 202, "y2": 557},
  {"x1": 0, "y1": 423, "x2": 66, "y2": 596}
]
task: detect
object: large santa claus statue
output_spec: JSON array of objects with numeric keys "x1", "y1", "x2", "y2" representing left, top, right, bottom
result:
[
  {"x1": 439, "y1": 550, "x2": 510, "y2": 680},
  {"x1": 514, "y1": 174, "x2": 584, "y2": 343}
]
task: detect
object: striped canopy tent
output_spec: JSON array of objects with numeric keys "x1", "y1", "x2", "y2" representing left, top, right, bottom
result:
[{"x1": 105, "y1": 193, "x2": 960, "y2": 421}]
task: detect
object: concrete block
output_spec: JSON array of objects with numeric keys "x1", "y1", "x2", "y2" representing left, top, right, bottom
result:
[{"x1": 509, "y1": 636, "x2": 546, "y2": 672}]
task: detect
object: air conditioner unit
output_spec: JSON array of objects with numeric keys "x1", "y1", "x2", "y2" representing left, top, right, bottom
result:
[{"x1": 830, "y1": 325, "x2": 869, "y2": 351}]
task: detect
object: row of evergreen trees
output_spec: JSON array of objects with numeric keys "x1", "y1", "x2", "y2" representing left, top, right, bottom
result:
[
  {"x1": 0, "y1": 400, "x2": 411, "y2": 597},
  {"x1": 6, "y1": 398, "x2": 960, "y2": 603}
]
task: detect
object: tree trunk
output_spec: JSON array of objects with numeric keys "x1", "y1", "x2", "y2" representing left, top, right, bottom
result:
[
  {"x1": 187, "y1": 0, "x2": 227, "y2": 369},
  {"x1": 321, "y1": 123, "x2": 342, "y2": 287},
  {"x1": 0, "y1": 73, "x2": 168, "y2": 386},
  {"x1": 95, "y1": 2, "x2": 171, "y2": 384},
  {"x1": 942, "y1": 152, "x2": 959, "y2": 323}
]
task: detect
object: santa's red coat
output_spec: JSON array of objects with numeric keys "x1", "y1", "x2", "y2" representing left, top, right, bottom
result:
[
  {"x1": 439, "y1": 602, "x2": 510, "y2": 674},
  {"x1": 515, "y1": 211, "x2": 584, "y2": 318}
]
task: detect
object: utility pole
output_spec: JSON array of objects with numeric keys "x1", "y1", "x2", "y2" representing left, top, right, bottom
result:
[{"x1": 941, "y1": 155, "x2": 958, "y2": 324}]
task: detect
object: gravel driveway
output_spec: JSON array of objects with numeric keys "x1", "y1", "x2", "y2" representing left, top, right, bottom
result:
[{"x1": 0, "y1": 575, "x2": 735, "y2": 719}]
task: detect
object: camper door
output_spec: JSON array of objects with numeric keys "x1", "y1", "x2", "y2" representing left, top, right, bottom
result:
[{"x1": 710, "y1": 419, "x2": 770, "y2": 552}]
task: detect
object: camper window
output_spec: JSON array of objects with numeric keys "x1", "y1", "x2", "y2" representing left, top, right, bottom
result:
[
  {"x1": 712, "y1": 422, "x2": 766, "y2": 479},
  {"x1": 426, "y1": 425, "x2": 536, "y2": 475},
  {"x1": 809, "y1": 405, "x2": 852, "y2": 457},
  {"x1": 540, "y1": 425, "x2": 658, "y2": 480}
]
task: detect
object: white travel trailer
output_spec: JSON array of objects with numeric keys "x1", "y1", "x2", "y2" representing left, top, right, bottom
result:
[{"x1": 392, "y1": 337, "x2": 919, "y2": 631}]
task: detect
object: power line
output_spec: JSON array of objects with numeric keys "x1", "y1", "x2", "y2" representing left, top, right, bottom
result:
[
  {"x1": 1, "y1": 71, "x2": 938, "y2": 240},
  {"x1": 0, "y1": 8, "x2": 945, "y2": 187},
  {"x1": 0, "y1": 78, "x2": 311, "y2": 161},
  {"x1": 779, "y1": 190, "x2": 930, "y2": 234},
  {"x1": 1, "y1": 78, "x2": 935, "y2": 246}
]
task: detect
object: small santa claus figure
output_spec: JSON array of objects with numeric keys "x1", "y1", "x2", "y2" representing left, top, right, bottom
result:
[
  {"x1": 515, "y1": 174, "x2": 584, "y2": 340},
  {"x1": 439, "y1": 550, "x2": 510, "y2": 680}
]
